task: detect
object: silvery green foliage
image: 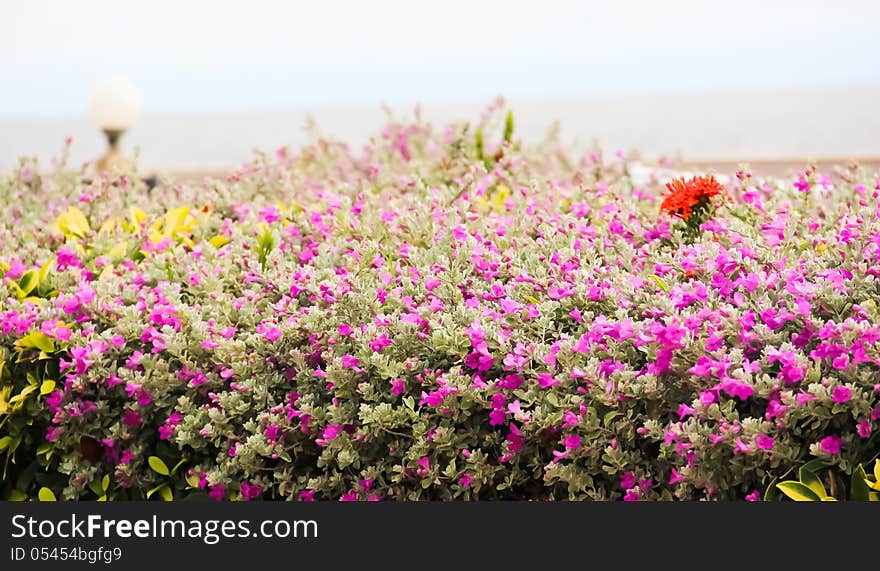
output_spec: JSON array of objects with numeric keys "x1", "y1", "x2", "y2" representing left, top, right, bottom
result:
[{"x1": 0, "y1": 104, "x2": 878, "y2": 501}]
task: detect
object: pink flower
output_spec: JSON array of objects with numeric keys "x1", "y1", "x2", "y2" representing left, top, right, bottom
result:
[
  {"x1": 719, "y1": 379, "x2": 754, "y2": 400},
  {"x1": 208, "y1": 485, "x2": 225, "y2": 501},
  {"x1": 299, "y1": 490, "x2": 316, "y2": 502},
  {"x1": 122, "y1": 410, "x2": 141, "y2": 427},
  {"x1": 369, "y1": 333, "x2": 392, "y2": 352},
  {"x1": 744, "y1": 490, "x2": 760, "y2": 501},
  {"x1": 755, "y1": 435, "x2": 774, "y2": 451},
  {"x1": 416, "y1": 456, "x2": 430, "y2": 475},
  {"x1": 459, "y1": 474, "x2": 473, "y2": 488},
  {"x1": 263, "y1": 327, "x2": 282, "y2": 342},
  {"x1": 265, "y1": 424, "x2": 280, "y2": 441},
  {"x1": 536, "y1": 372, "x2": 559, "y2": 388},
  {"x1": 677, "y1": 403, "x2": 695, "y2": 419},
  {"x1": 819, "y1": 435, "x2": 841, "y2": 455},
  {"x1": 668, "y1": 468, "x2": 684, "y2": 485},
  {"x1": 391, "y1": 379, "x2": 405, "y2": 395},
  {"x1": 240, "y1": 481, "x2": 262, "y2": 500},
  {"x1": 337, "y1": 324, "x2": 353, "y2": 336},
  {"x1": 620, "y1": 471, "x2": 636, "y2": 489},
  {"x1": 857, "y1": 419, "x2": 871, "y2": 439},
  {"x1": 831, "y1": 386, "x2": 851, "y2": 403},
  {"x1": 563, "y1": 434, "x2": 581, "y2": 450}
]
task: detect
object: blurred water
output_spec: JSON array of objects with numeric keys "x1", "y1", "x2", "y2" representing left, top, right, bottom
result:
[{"x1": 1, "y1": 86, "x2": 878, "y2": 173}]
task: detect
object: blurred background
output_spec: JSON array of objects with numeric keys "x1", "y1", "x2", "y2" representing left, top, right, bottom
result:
[{"x1": 1, "y1": 0, "x2": 878, "y2": 173}]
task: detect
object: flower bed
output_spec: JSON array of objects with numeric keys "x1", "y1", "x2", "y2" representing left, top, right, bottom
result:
[{"x1": 1, "y1": 105, "x2": 879, "y2": 501}]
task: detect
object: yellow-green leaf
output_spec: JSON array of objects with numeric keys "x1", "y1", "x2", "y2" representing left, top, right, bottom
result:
[
  {"x1": 852, "y1": 464, "x2": 871, "y2": 501},
  {"x1": 649, "y1": 274, "x2": 669, "y2": 293},
  {"x1": 38, "y1": 487, "x2": 56, "y2": 501},
  {"x1": 159, "y1": 485, "x2": 173, "y2": 502},
  {"x1": 208, "y1": 235, "x2": 230, "y2": 249},
  {"x1": 148, "y1": 456, "x2": 170, "y2": 476},
  {"x1": 54, "y1": 206, "x2": 91, "y2": 239},
  {"x1": 777, "y1": 481, "x2": 820, "y2": 502},
  {"x1": 17, "y1": 269, "x2": 39, "y2": 296},
  {"x1": 39, "y1": 380, "x2": 56, "y2": 396},
  {"x1": 798, "y1": 468, "x2": 826, "y2": 498},
  {"x1": 0, "y1": 436, "x2": 11, "y2": 451}
]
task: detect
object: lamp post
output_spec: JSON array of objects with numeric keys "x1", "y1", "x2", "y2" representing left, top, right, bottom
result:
[{"x1": 88, "y1": 77, "x2": 142, "y2": 174}]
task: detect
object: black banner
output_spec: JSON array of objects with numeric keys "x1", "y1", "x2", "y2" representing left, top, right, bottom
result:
[{"x1": 0, "y1": 501, "x2": 875, "y2": 567}]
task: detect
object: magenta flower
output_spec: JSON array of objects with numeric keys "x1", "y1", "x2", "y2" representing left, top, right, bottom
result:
[
  {"x1": 755, "y1": 435, "x2": 774, "y2": 451},
  {"x1": 719, "y1": 379, "x2": 754, "y2": 400},
  {"x1": 122, "y1": 410, "x2": 141, "y2": 427},
  {"x1": 677, "y1": 403, "x2": 695, "y2": 420},
  {"x1": 391, "y1": 379, "x2": 405, "y2": 395},
  {"x1": 459, "y1": 474, "x2": 473, "y2": 488},
  {"x1": 744, "y1": 490, "x2": 760, "y2": 501},
  {"x1": 857, "y1": 420, "x2": 871, "y2": 438},
  {"x1": 819, "y1": 435, "x2": 841, "y2": 455},
  {"x1": 240, "y1": 481, "x2": 262, "y2": 500},
  {"x1": 208, "y1": 485, "x2": 225, "y2": 502},
  {"x1": 416, "y1": 456, "x2": 430, "y2": 476},
  {"x1": 265, "y1": 424, "x2": 280, "y2": 441},
  {"x1": 563, "y1": 434, "x2": 581, "y2": 451},
  {"x1": 620, "y1": 471, "x2": 636, "y2": 489},
  {"x1": 831, "y1": 386, "x2": 851, "y2": 403}
]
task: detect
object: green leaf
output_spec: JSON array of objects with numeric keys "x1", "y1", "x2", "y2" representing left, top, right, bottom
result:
[
  {"x1": 39, "y1": 380, "x2": 56, "y2": 396},
  {"x1": 88, "y1": 478, "x2": 104, "y2": 497},
  {"x1": 17, "y1": 270, "x2": 39, "y2": 296},
  {"x1": 503, "y1": 110, "x2": 515, "y2": 143},
  {"x1": 800, "y1": 459, "x2": 828, "y2": 474},
  {"x1": 603, "y1": 411, "x2": 619, "y2": 427},
  {"x1": 851, "y1": 464, "x2": 870, "y2": 502},
  {"x1": 777, "y1": 481, "x2": 821, "y2": 502},
  {"x1": 874, "y1": 459, "x2": 880, "y2": 483},
  {"x1": 798, "y1": 467, "x2": 826, "y2": 498},
  {"x1": 0, "y1": 436, "x2": 11, "y2": 452},
  {"x1": 763, "y1": 478, "x2": 779, "y2": 502},
  {"x1": 38, "y1": 487, "x2": 56, "y2": 501},
  {"x1": 649, "y1": 274, "x2": 669, "y2": 293},
  {"x1": 159, "y1": 486, "x2": 173, "y2": 502},
  {"x1": 8, "y1": 490, "x2": 28, "y2": 501},
  {"x1": 170, "y1": 458, "x2": 186, "y2": 476},
  {"x1": 148, "y1": 456, "x2": 170, "y2": 476},
  {"x1": 101, "y1": 474, "x2": 110, "y2": 492}
]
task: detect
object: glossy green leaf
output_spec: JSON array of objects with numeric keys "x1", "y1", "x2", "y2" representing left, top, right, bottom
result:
[
  {"x1": 159, "y1": 485, "x2": 173, "y2": 502},
  {"x1": 776, "y1": 481, "x2": 821, "y2": 502},
  {"x1": 148, "y1": 456, "x2": 170, "y2": 476},
  {"x1": 851, "y1": 464, "x2": 870, "y2": 501},
  {"x1": 38, "y1": 487, "x2": 56, "y2": 501},
  {"x1": 798, "y1": 467, "x2": 826, "y2": 498}
]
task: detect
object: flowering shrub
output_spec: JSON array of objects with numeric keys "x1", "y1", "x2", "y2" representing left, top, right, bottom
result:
[{"x1": 1, "y1": 101, "x2": 879, "y2": 501}]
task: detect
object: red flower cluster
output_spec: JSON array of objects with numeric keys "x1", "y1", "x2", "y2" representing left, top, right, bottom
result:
[{"x1": 660, "y1": 175, "x2": 725, "y2": 221}]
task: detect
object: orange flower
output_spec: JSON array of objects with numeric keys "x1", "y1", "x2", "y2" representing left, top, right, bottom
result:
[{"x1": 660, "y1": 175, "x2": 725, "y2": 221}]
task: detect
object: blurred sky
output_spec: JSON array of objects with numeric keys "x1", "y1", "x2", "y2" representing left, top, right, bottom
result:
[{"x1": 1, "y1": 0, "x2": 878, "y2": 119}]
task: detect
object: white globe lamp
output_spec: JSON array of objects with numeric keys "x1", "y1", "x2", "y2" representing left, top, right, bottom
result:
[{"x1": 88, "y1": 77, "x2": 143, "y2": 174}]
